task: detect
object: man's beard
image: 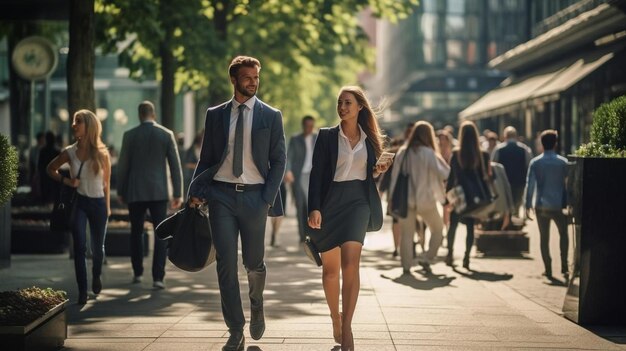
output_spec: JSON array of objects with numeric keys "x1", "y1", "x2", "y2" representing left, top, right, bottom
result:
[{"x1": 236, "y1": 81, "x2": 257, "y2": 98}]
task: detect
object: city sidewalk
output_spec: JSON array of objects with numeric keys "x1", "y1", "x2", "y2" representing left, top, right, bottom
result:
[{"x1": 1, "y1": 211, "x2": 625, "y2": 350}]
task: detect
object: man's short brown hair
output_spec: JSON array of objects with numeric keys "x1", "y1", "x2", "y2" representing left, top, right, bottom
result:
[
  {"x1": 138, "y1": 101, "x2": 155, "y2": 120},
  {"x1": 228, "y1": 56, "x2": 261, "y2": 78},
  {"x1": 540, "y1": 129, "x2": 559, "y2": 150}
]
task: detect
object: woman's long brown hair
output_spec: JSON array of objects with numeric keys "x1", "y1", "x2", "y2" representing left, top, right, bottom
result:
[
  {"x1": 406, "y1": 121, "x2": 440, "y2": 154},
  {"x1": 457, "y1": 120, "x2": 482, "y2": 170},
  {"x1": 338, "y1": 86, "x2": 385, "y2": 158}
]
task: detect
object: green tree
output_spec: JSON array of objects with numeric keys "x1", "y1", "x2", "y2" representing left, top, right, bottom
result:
[{"x1": 96, "y1": 0, "x2": 417, "y2": 132}]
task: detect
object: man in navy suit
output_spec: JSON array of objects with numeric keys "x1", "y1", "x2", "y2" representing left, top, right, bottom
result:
[{"x1": 189, "y1": 56, "x2": 286, "y2": 351}]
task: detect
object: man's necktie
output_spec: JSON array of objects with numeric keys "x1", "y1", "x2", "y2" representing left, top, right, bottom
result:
[{"x1": 233, "y1": 104, "x2": 245, "y2": 178}]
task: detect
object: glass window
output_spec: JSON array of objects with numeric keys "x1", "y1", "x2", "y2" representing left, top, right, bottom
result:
[
  {"x1": 445, "y1": 15, "x2": 465, "y2": 38},
  {"x1": 468, "y1": 78, "x2": 478, "y2": 90},
  {"x1": 466, "y1": 15, "x2": 480, "y2": 39},
  {"x1": 446, "y1": 78, "x2": 456, "y2": 89},
  {"x1": 420, "y1": 13, "x2": 439, "y2": 40},
  {"x1": 466, "y1": 41, "x2": 478, "y2": 66},
  {"x1": 489, "y1": 0, "x2": 500, "y2": 12},
  {"x1": 447, "y1": 0, "x2": 465, "y2": 14},
  {"x1": 466, "y1": 0, "x2": 481, "y2": 13},
  {"x1": 446, "y1": 40, "x2": 463, "y2": 68},
  {"x1": 422, "y1": 0, "x2": 439, "y2": 13},
  {"x1": 422, "y1": 41, "x2": 435, "y2": 64}
]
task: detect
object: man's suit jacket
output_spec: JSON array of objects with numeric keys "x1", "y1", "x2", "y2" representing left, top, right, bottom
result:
[
  {"x1": 189, "y1": 98, "x2": 286, "y2": 217},
  {"x1": 117, "y1": 121, "x2": 183, "y2": 203},
  {"x1": 287, "y1": 132, "x2": 317, "y2": 181},
  {"x1": 307, "y1": 126, "x2": 383, "y2": 231}
]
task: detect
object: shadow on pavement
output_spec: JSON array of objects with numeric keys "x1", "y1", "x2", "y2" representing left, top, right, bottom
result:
[
  {"x1": 587, "y1": 326, "x2": 626, "y2": 345},
  {"x1": 380, "y1": 271, "x2": 456, "y2": 290},
  {"x1": 452, "y1": 267, "x2": 513, "y2": 282}
]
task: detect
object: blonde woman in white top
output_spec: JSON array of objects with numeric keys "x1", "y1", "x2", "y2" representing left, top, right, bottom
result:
[
  {"x1": 389, "y1": 121, "x2": 450, "y2": 274},
  {"x1": 47, "y1": 109, "x2": 111, "y2": 304}
]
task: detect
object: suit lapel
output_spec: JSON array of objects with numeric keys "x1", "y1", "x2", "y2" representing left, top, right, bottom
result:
[
  {"x1": 221, "y1": 102, "x2": 232, "y2": 138},
  {"x1": 252, "y1": 99, "x2": 263, "y2": 131},
  {"x1": 329, "y1": 126, "x2": 339, "y2": 180}
]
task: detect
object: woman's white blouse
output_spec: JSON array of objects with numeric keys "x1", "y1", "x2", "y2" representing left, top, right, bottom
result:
[
  {"x1": 333, "y1": 124, "x2": 368, "y2": 182},
  {"x1": 66, "y1": 144, "x2": 105, "y2": 198}
]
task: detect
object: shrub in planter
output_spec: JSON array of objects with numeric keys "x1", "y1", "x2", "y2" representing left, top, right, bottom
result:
[
  {"x1": 564, "y1": 94, "x2": 626, "y2": 325},
  {"x1": 0, "y1": 287, "x2": 69, "y2": 351},
  {"x1": 0, "y1": 287, "x2": 67, "y2": 326},
  {"x1": 0, "y1": 133, "x2": 19, "y2": 206},
  {"x1": 576, "y1": 94, "x2": 626, "y2": 157}
]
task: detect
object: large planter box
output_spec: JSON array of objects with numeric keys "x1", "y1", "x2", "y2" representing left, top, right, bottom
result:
[
  {"x1": 11, "y1": 223, "x2": 68, "y2": 254},
  {"x1": 563, "y1": 157, "x2": 626, "y2": 325},
  {"x1": 105, "y1": 227, "x2": 149, "y2": 257},
  {"x1": 0, "y1": 300, "x2": 68, "y2": 351},
  {"x1": 475, "y1": 230, "x2": 529, "y2": 256}
]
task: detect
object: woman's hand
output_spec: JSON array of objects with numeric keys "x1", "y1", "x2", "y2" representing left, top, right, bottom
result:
[
  {"x1": 373, "y1": 158, "x2": 393, "y2": 177},
  {"x1": 308, "y1": 210, "x2": 322, "y2": 229},
  {"x1": 67, "y1": 178, "x2": 80, "y2": 188}
]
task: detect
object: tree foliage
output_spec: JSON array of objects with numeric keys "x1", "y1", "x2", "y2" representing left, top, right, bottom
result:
[{"x1": 95, "y1": 0, "x2": 417, "y2": 132}]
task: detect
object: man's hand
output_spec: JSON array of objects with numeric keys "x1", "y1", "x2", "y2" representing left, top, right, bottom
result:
[
  {"x1": 189, "y1": 196, "x2": 205, "y2": 208},
  {"x1": 171, "y1": 197, "x2": 183, "y2": 209},
  {"x1": 284, "y1": 171, "x2": 295, "y2": 184}
]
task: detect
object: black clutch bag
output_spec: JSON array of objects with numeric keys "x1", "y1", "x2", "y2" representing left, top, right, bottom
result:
[{"x1": 304, "y1": 236, "x2": 322, "y2": 267}]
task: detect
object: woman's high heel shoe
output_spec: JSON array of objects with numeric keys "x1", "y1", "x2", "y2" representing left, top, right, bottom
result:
[
  {"x1": 331, "y1": 313, "x2": 342, "y2": 344},
  {"x1": 341, "y1": 330, "x2": 354, "y2": 351}
]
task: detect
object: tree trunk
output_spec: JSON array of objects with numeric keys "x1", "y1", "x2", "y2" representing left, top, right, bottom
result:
[
  {"x1": 67, "y1": 0, "x2": 95, "y2": 119},
  {"x1": 159, "y1": 41, "x2": 175, "y2": 130},
  {"x1": 159, "y1": 0, "x2": 176, "y2": 131},
  {"x1": 8, "y1": 22, "x2": 38, "y2": 145}
]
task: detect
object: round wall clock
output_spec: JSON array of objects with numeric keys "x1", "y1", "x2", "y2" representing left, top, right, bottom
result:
[{"x1": 11, "y1": 36, "x2": 59, "y2": 81}]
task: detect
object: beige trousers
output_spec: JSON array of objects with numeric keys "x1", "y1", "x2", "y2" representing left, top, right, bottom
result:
[{"x1": 398, "y1": 206, "x2": 444, "y2": 270}]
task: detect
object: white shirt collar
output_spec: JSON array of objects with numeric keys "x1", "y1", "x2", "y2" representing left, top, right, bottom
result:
[
  {"x1": 339, "y1": 123, "x2": 367, "y2": 143},
  {"x1": 231, "y1": 96, "x2": 257, "y2": 111}
]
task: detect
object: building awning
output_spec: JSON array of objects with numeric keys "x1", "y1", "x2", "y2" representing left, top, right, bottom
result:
[
  {"x1": 459, "y1": 48, "x2": 616, "y2": 120},
  {"x1": 458, "y1": 65, "x2": 564, "y2": 120},
  {"x1": 530, "y1": 51, "x2": 614, "y2": 99}
]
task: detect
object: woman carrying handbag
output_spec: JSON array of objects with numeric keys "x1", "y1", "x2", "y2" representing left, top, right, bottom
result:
[
  {"x1": 307, "y1": 86, "x2": 391, "y2": 351},
  {"x1": 445, "y1": 121, "x2": 492, "y2": 270},
  {"x1": 389, "y1": 121, "x2": 450, "y2": 274},
  {"x1": 47, "y1": 110, "x2": 111, "y2": 304}
]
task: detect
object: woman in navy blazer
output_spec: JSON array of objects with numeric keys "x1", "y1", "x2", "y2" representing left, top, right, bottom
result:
[{"x1": 307, "y1": 86, "x2": 391, "y2": 350}]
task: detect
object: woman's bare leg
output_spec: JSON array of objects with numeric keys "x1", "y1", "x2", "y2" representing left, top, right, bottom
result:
[
  {"x1": 340, "y1": 241, "x2": 363, "y2": 350},
  {"x1": 321, "y1": 247, "x2": 342, "y2": 341}
]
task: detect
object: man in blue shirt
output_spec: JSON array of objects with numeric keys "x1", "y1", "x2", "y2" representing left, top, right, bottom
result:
[{"x1": 525, "y1": 130, "x2": 570, "y2": 281}]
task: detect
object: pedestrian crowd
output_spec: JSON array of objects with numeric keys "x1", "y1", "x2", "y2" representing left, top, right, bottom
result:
[{"x1": 22, "y1": 55, "x2": 573, "y2": 351}]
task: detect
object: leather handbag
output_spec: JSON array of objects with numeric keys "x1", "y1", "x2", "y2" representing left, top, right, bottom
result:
[
  {"x1": 155, "y1": 204, "x2": 216, "y2": 272},
  {"x1": 447, "y1": 153, "x2": 496, "y2": 217},
  {"x1": 303, "y1": 236, "x2": 322, "y2": 267},
  {"x1": 390, "y1": 151, "x2": 410, "y2": 218},
  {"x1": 50, "y1": 162, "x2": 84, "y2": 232}
]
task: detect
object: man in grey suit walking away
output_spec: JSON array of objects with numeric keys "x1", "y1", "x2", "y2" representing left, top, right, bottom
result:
[
  {"x1": 117, "y1": 101, "x2": 183, "y2": 289},
  {"x1": 189, "y1": 56, "x2": 286, "y2": 351},
  {"x1": 285, "y1": 115, "x2": 316, "y2": 243}
]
